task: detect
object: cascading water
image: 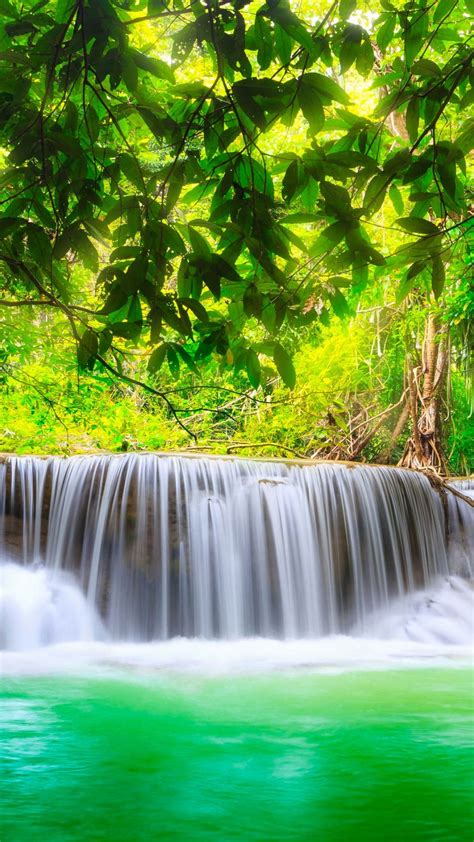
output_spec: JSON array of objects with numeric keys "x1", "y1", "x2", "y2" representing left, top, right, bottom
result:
[
  {"x1": 0, "y1": 563, "x2": 102, "y2": 650},
  {"x1": 0, "y1": 454, "x2": 472, "y2": 650}
]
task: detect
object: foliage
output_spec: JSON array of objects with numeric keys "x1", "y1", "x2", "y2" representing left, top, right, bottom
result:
[
  {"x1": 1, "y1": 305, "x2": 472, "y2": 472},
  {"x1": 0, "y1": 0, "x2": 472, "y2": 467}
]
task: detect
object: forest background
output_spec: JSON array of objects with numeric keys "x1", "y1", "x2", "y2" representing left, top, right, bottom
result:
[{"x1": 0, "y1": 0, "x2": 472, "y2": 473}]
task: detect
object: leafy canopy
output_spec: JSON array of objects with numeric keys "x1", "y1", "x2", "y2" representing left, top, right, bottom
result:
[{"x1": 0, "y1": 0, "x2": 472, "y2": 420}]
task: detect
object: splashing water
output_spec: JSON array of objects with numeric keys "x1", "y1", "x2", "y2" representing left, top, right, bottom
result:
[
  {"x1": 0, "y1": 455, "x2": 472, "y2": 652},
  {"x1": 0, "y1": 562, "x2": 102, "y2": 650}
]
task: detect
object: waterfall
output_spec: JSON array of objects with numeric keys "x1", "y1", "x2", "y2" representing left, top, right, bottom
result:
[
  {"x1": 0, "y1": 563, "x2": 102, "y2": 650},
  {"x1": 0, "y1": 455, "x2": 472, "y2": 644}
]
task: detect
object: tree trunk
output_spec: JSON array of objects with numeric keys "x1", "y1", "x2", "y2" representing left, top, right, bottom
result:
[
  {"x1": 399, "y1": 313, "x2": 448, "y2": 473},
  {"x1": 380, "y1": 399, "x2": 410, "y2": 464}
]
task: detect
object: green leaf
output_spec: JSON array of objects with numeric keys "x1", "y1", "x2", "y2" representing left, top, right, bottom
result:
[
  {"x1": 431, "y1": 256, "x2": 445, "y2": 299},
  {"x1": 111, "y1": 321, "x2": 142, "y2": 340},
  {"x1": 159, "y1": 300, "x2": 185, "y2": 333},
  {"x1": 454, "y1": 120, "x2": 474, "y2": 154},
  {"x1": 9, "y1": 135, "x2": 39, "y2": 164},
  {"x1": 0, "y1": 217, "x2": 21, "y2": 236},
  {"x1": 320, "y1": 181, "x2": 352, "y2": 215},
  {"x1": 340, "y1": 0, "x2": 357, "y2": 18},
  {"x1": 404, "y1": 12, "x2": 426, "y2": 69},
  {"x1": 397, "y1": 217, "x2": 439, "y2": 235},
  {"x1": 233, "y1": 84, "x2": 266, "y2": 130},
  {"x1": 389, "y1": 184, "x2": 404, "y2": 215},
  {"x1": 329, "y1": 289, "x2": 351, "y2": 318},
  {"x1": 364, "y1": 173, "x2": 388, "y2": 214},
  {"x1": 167, "y1": 345, "x2": 180, "y2": 377},
  {"x1": 274, "y1": 23, "x2": 292, "y2": 64},
  {"x1": 98, "y1": 329, "x2": 113, "y2": 356},
  {"x1": 340, "y1": 36, "x2": 359, "y2": 73},
  {"x1": 301, "y1": 176, "x2": 319, "y2": 212},
  {"x1": 273, "y1": 343, "x2": 296, "y2": 389},
  {"x1": 122, "y1": 52, "x2": 138, "y2": 93},
  {"x1": 172, "y1": 22, "x2": 197, "y2": 63},
  {"x1": 55, "y1": 0, "x2": 76, "y2": 23},
  {"x1": 27, "y1": 224, "x2": 51, "y2": 265},
  {"x1": 119, "y1": 154, "x2": 143, "y2": 191},
  {"x1": 147, "y1": 343, "x2": 167, "y2": 374},
  {"x1": 84, "y1": 218, "x2": 111, "y2": 247},
  {"x1": 255, "y1": 14, "x2": 273, "y2": 70},
  {"x1": 188, "y1": 226, "x2": 210, "y2": 255},
  {"x1": 104, "y1": 196, "x2": 140, "y2": 225},
  {"x1": 298, "y1": 85, "x2": 324, "y2": 134},
  {"x1": 437, "y1": 162, "x2": 457, "y2": 199},
  {"x1": 176, "y1": 302, "x2": 193, "y2": 337},
  {"x1": 261, "y1": 300, "x2": 276, "y2": 333},
  {"x1": 396, "y1": 274, "x2": 418, "y2": 304},
  {"x1": 77, "y1": 329, "x2": 98, "y2": 370},
  {"x1": 268, "y1": 5, "x2": 314, "y2": 53},
  {"x1": 282, "y1": 159, "x2": 300, "y2": 203},
  {"x1": 405, "y1": 36, "x2": 422, "y2": 67},
  {"x1": 193, "y1": 259, "x2": 220, "y2": 299},
  {"x1": 243, "y1": 284, "x2": 263, "y2": 318},
  {"x1": 212, "y1": 255, "x2": 242, "y2": 284},
  {"x1": 376, "y1": 14, "x2": 396, "y2": 52},
  {"x1": 433, "y1": 0, "x2": 457, "y2": 23},
  {"x1": 101, "y1": 286, "x2": 129, "y2": 316},
  {"x1": 406, "y1": 98, "x2": 419, "y2": 143},
  {"x1": 330, "y1": 276, "x2": 351, "y2": 288},
  {"x1": 174, "y1": 344, "x2": 198, "y2": 373},
  {"x1": 302, "y1": 72, "x2": 350, "y2": 105},
  {"x1": 53, "y1": 226, "x2": 98, "y2": 271},
  {"x1": 165, "y1": 169, "x2": 184, "y2": 213},
  {"x1": 411, "y1": 59, "x2": 441, "y2": 77},
  {"x1": 123, "y1": 256, "x2": 148, "y2": 295},
  {"x1": 310, "y1": 221, "x2": 346, "y2": 255},
  {"x1": 5, "y1": 19, "x2": 36, "y2": 37},
  {"x1": 182, "y1": 298, "x2": 209, "y2": 323},
  {"x1": 182, "y1": 180, "x2": 218, "y2": 206},
  {"x1": 128, "y1": 294, "x2": 142, "y2": 324},
  {"x1": 407, "y1": 260, "x2": 428, "y2": 281},
  {"x1": 356, "y1": 39, "x2": 374, "y2": 76},
  {"x1": 246, "y1": 348, "x2": 261, "y2": 388},
  {"x1": 148, "y1": 0, "x2": 167, "y2": 11},
  {"x1": 280, "y1": 212, "x2": 319, "y2": 224}
]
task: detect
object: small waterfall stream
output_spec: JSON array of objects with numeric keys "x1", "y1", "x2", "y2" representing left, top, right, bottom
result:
[{"x1": 0, "y1": 455, "x2": 472, "y2": 647}]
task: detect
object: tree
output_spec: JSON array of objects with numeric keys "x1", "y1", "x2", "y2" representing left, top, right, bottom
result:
[{"x1": 0, "y1": 0, "x2": 472, "y2": 450}]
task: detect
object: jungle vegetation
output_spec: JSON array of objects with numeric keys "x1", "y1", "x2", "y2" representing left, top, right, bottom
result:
[{"x1": 0, "y1": 0, "x2": 472, "y2": 472}]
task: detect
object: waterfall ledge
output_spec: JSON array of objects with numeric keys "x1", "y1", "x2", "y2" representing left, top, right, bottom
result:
[{"x1": 1, "y1": 454, "x2": 472, "y2": 644}]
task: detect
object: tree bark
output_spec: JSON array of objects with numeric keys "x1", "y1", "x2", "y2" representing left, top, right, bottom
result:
[{"x1": 399, "y1": 313, "x2": 448, "y2": 473}]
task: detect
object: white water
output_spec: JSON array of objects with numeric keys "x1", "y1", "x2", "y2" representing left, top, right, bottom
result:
[
  {"x1": 0, "y1": 562, "x2": 102, "y2": 650},
  {"x1": 0, "y1": 562, "x2": 472, "y2": 673},
  {"x1": 0, "y1": 455, "x2": 472, "y2": 655},
  {"x1": 0, "y1": 569, "x2": 472, "y2": 676},
  {"x1": 356, "y1": 575, "x2": 473, "y2": 644}
]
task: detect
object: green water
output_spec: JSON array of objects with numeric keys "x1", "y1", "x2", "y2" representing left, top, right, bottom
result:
[{"x1": 1, "y1": 668, "x2": 473, "y2": 842}]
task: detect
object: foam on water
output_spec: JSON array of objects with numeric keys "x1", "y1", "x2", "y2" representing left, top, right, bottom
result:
[
  {"x1": 356, "y1": 575, "x2": 474, "y2": 645},
  {"x1": 1, "y1": 563, "x2": 472, "y2": 676},
  {"x1": 0, "y1": 562, "x2": 103, "y2": 651}
]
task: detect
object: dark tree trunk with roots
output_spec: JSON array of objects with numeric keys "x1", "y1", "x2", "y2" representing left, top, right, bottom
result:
[{"x1": 399, "y1": 314, "x2": 449, "y2": 473}]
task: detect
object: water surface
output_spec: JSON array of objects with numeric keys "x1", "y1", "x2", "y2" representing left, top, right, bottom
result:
[{"x1": 1, "y1": 667, "x2": 472, "y2": 841}]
